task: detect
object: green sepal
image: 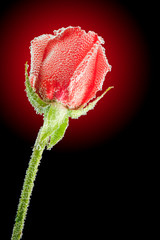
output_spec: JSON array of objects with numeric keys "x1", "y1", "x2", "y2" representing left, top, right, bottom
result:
[
  {"x1": 25, "y1": 62, "x2": 49, "y2": 115},
  {"x1": 40, "y1": 102, "x2": 69, "y2": 149},
  {"x1": 69, "y1": 86, "x2": 114, "y2": 119}
]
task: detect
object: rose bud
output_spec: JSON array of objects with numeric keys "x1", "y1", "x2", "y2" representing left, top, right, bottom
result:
[
  {"x1": 29, "y1": 26, "x2": 111, "y2": 110},
  {"x1": 11, "y1": 27, "x2": 113, "y2": 240}
]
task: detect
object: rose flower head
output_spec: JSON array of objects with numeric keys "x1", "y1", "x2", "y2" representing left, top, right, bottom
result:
[{"x1": 28, "y1": 26, "x2": 111, "y2": 111}]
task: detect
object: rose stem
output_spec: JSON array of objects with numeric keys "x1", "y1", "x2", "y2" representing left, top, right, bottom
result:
[{"x1": 11, "y1": 127, "x2": 48, "y2": 240}]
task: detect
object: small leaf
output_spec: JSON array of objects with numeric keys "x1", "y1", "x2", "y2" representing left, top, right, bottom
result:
[
  {"x1": 25, "y1": 62, "x2": 49, "y2": 115},
  {"x1": 47, "y1": 116, "x2": 69, "y2": 150},
  {"x1": 40, "y1": 102, "x2": 69, "y2": 144},
  {"x1": 69, "y1": 86, "x2": 114, "y2": 119}
]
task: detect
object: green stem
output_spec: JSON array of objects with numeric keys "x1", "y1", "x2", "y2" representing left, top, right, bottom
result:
[
  {"x1": 11, "y1": 102, "x2": 69, "y2": 240},
  {"x1": 11, "y1": 127, "x2": 48, "y2": 240}
]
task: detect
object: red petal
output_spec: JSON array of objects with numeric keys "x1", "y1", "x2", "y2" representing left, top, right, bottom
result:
[
  {"x1": 84, "y1": 45, "x2": 111, "y2": 104},
  {"x1": 29, "y1": 34, "x2": 53, "y2": 88},
  {"x1": 65, "y1": 41, "x2": 111, "y2": 109},
  {"x1": 36, "y1": 26, "x2": 99, "y2": 101}
]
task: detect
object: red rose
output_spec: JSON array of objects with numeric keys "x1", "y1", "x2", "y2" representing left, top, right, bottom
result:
[{"x1": 29, "y1": 26, "x2": 111, "y2": 109}]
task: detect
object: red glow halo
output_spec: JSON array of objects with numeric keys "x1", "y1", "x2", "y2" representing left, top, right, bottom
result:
[{"x1": 0, "y1": 1, "x2": 150, "y2": 150}]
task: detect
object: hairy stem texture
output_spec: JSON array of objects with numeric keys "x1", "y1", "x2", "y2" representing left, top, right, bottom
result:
[
  {"x1": 11, "y1": 102, "x2": 69, "y2": 240},
  {"x1": 11, "y1": 128, "x2": 48, "y2": 240}
]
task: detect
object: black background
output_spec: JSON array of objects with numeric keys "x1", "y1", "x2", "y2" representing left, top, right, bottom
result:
[{"x1": 0, "y1": 0, "x2": 157, "y2": 239}]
